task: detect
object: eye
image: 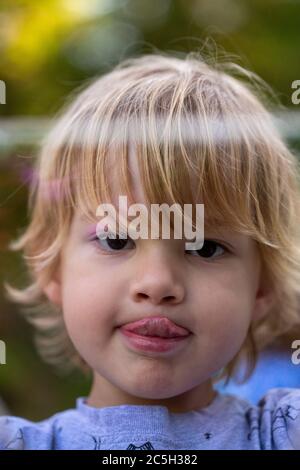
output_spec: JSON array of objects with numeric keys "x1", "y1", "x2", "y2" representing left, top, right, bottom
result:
[
  {"x1": 91, "y1": 232, "x2": 135, "y2": 252},
  {"x1": 185, "y1": 240, "x2": 227, "y2": 259}
]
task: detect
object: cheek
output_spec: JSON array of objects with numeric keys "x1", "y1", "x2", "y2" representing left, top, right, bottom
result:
[
  {"x1": 191, "y1": 268, "x2": 256, "y2": 348},
  {"x1": 60, "y1": 259, "x2": 119, "y2": 345}
]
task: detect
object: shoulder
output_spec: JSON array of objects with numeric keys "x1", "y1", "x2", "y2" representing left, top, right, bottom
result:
[
  {"x1": 208, "y1": 388, "x2": 300, "y2": 449},
  {"x1": 256, "y1": 388, "x2": 300, "y2": 449},
  {"x1": 0, "y1": 414, "x2": 54, "y2": 450},
  {"x1": 0, "y1": 407, "x2": 81, "y2": 450}
]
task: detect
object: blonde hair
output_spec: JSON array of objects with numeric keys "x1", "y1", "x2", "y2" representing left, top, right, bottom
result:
[{"x1": 5, "y1": 51, "x2": 300, "y2": 380}]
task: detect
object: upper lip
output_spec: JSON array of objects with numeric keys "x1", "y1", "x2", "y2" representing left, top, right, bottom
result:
[{"x1": 119, "y1": 316, "x2": 191, "y2": 338}]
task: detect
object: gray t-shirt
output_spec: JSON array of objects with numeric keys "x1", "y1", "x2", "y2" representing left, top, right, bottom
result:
[{"x1": 0, "y1": 388, "x2": 300, "y2": 450}]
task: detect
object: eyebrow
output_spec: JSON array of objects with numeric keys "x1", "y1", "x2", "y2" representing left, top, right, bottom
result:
[{"x1": 78, "y1": 211, "x2": 240, "y2": 241}]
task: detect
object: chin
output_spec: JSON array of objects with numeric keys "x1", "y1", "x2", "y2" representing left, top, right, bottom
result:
[{"x1": 124, "y1": 377, "x2": 184, "y2": 401}]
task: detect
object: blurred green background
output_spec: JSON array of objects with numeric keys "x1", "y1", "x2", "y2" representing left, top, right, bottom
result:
[{"x1": 0, "y1": 0, "x2": 300, "y2": 420}]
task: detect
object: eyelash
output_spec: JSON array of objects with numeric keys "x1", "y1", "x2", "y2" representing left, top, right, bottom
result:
[{"x1": 90, "y1": 233, "x2": 229, "y2": 260}]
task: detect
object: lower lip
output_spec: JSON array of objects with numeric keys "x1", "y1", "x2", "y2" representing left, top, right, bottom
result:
[{"x1": 119, "y1": 328, "x2": 191, "y2": 354}]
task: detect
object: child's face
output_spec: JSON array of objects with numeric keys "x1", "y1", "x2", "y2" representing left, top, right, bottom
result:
[{"x1": 44, "y1": 150, "x2": 273, "y2": 411}]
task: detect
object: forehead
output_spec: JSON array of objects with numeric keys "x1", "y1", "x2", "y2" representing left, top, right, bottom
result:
[
  {"x1": 72, "y1": 159, "x2": 243, "y2": 239},
  {"x1": 85, "y1": 142, "x2": 198, "y2": 213},
  {"x1": 71, "y1": 140, "x2": 254, "y2": 242}
]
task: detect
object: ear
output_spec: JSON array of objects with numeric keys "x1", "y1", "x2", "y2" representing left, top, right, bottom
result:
[
  {"x1": 42, "y1": 266, "x2": 62, "y2": 307},
  {"x1": 252, "y1": 273, "x2": 275, "y2": 323}
]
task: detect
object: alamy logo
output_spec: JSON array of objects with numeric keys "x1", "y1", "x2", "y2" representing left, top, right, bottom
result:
[
  {"x1": 291, "y1": 80, "x2": 300, "y2": 105},
  {"x1": 96, "y1": 196, "x2": 204, "y2": 250},
  {"x1": 291, "y1": 340, "x2": 300, "y2": 365},
  {"x1": 0, "y1": 340, "x2": 6, "y2": 364},
  {"x1": 0, "y1": 80, "x2": 6, "y2": 104}
]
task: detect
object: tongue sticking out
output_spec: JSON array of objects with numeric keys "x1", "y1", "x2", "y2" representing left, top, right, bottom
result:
[{"x1": 121, "y1": 317, "x2": 190, "y2": 339}]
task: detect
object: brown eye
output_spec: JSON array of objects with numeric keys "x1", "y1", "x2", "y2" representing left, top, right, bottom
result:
[
  {"x1": 186, "y1": 240, "x2": 226, "y2": 259},
  {"x1": 93, "y1": 232, "x2": 135, "y2": 252}
]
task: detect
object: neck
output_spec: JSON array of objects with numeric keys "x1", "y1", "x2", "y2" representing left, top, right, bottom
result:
[{"x1": 87, "y1": 374, "x2": 216, "y2": 413}]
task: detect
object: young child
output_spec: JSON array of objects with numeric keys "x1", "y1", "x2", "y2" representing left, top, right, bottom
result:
[{"x1": 1, "y1": 52, "x2": 300, "y2": 450}]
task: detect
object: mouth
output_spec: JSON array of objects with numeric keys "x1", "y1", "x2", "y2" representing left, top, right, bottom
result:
[
  {"x1": 119, "y1": 316, "x2": 191, "y2": 339},
  {"x1": 118, "y1": 329, "x2": 191, "y2": 355},
  {"x1": 117, "y1": 316, "x2": 192, "y2": 354}
]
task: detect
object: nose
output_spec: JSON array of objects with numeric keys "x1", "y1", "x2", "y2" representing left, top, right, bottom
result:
[{"x1": 129, "y1": 246, "x2": 185, "y2": 306}]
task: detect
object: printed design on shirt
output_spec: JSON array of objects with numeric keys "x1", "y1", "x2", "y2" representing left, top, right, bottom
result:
[
  {"x1": 272, "y1": 404, "x2": 300, "y2": 449},
  {"x1": 91, "y1": 435, "x2": 102, "y2": 450},
  {"x1": 245, "y1": 403, "x2": 300, "y2": 443},
  {"x1": 204, "y1": 432, "x2": 212, "y2": 440},
  {"x1": 245, "y1": 408, "x2": 260, "y2": 441},
  {"x1": 87, "y1": 435, "x2": 155, "y2": 450},
  {"x1": 4, "y1": 428, "x2": 24, "y2": 450},
  {"x1": 272, "y1": 404, "x2": 300, "y2": 433},
  {"x1": 127, "y1": 441, "x2": 155, "y2": 450}
]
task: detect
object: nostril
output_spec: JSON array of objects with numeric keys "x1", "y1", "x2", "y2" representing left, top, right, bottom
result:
[
  {"x1": 164, "y1": 296, "x2": 175, "y2": 302},
  {"x1": 137, "y1": 293, "x2": 149, "y2": 300}
]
